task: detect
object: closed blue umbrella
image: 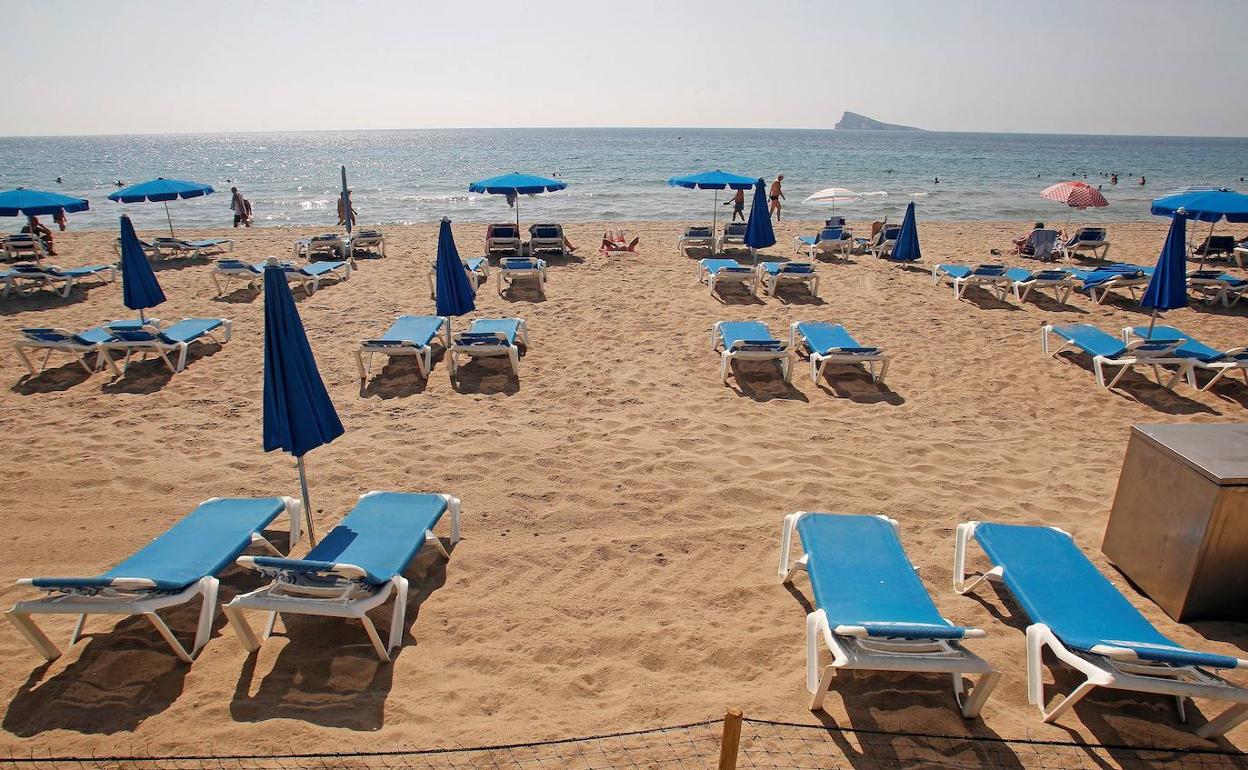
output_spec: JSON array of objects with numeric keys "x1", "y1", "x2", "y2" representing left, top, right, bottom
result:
[
  {"x1": 340, "y1": 166, "x2": 354, "y2": 235},
  {"x1": 262, "y1": 259, "x2": 345, "y2": 544},
  {"x1": 668, "y1": 170, "x2": 756, "y2": 235},
  {"x1": 1141, "y1": 212, "x2": 1188, "y2": 337},
  {"x1": 743, "y1": 179, "x2": 775, "y2": 264},
  {"x1": 434, "y1": 218, "x2": 476, "y2": 324},
  {"x1": 891, "y1": 202, "x2": 922, "y2": 262},
  {"x1": 468, "y1": 172, "x2": 567, "y2": 228},
  {"x1": 109, "y1": 177, "x2": 215, "y2": 238},
  {"x1": 118, "y1": 215, "x2": 165, "y2": 321}
]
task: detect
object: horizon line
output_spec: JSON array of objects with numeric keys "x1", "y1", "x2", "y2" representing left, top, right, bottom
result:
[{"x1": 2, "y1": 125, "x2": 1246, "y2": 142}]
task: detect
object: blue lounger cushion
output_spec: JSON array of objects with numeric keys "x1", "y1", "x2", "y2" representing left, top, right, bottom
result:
[
  {"x1": 718, "y1": 321, "x2": 782, "y2": 350},
  {"x1": 702, "y1": 258, "x2": 750, "y2": 274},
  {"x1": 216, "y1": 259, "x2": 262, "y2": 273},
  {"x1": 795, "y1": 322, "x2": 879, "y2": 355},
  {"x1": 1005, "y1": 268, "x2": 1070, "y2": 283},
  {"x1": 301, "y1": 261, "x2": 347, "y2": 277},
  {"x1": 250, "y1": 492, "x2": 448, "y2": 586},
  {"x1": 31, "y1": 498, "x2": 290, "y2": 592},
  {"x1": 468, "y1": 318, "x2": 521, "y2": 345},
  {"x1": 796, "y1": 235, "x2": 818, "y2": 246},
  {"x1": 684, "y1": 227, "x2": 713, "y2": 237},
  {"x1": 1129, "y1": 326, "x2": 1248, "y2": 364},
  {"x1": 109, "y1": 318, "x2": 223, "y2": 345},
  {"x1": 1051, "y1": 323, "x2": 1179, "y2": 359},
  {"x1": 502, "y1": 257, "x2": 544, "y2": 269},
  {"x1": 22, "y1": 325, "x2": 116, "y2": 346},
  {"x1": 463, "y1": 257, "x2": 487, "y2": 271},
  {"x1": 799, "y1": 514, "x2": 969, "y2": 640},
  {"x1": 531, "y1": 225, "x2": 561, "y2": 238},
  {"x1": 366, "y1": 315, "x2": 444, "y2": 348},
  {"x1": 759, "y1": 262, "x2": 814, "y2": 275},
  {"x1": 1189, "y1": 270, "x2": 1248, "y2": 287},
  {"x1": 973, "y1": 523, "x2": 1240, "y2": 669}
]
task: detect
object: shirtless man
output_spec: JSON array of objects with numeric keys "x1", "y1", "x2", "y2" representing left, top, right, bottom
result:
[{"x1": 768, "y1": 174, "x2": 785, "y2": 221}]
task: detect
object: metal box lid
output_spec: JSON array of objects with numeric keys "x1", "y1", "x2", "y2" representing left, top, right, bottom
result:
[{"x1": 1132, "y1": 424, "x2": 1248, "y2": 485}]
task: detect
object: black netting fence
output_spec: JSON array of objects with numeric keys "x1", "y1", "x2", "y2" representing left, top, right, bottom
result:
[{"x1": 3, "y1": 714, "x2": 1247, "y2": 770}]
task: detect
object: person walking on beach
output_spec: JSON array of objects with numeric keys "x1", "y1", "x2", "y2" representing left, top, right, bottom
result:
[
  {"x1": 724, "y1": 188, "x2": 745, "y2": 221},
  {"x1": 230, "y1": 187, "x2": 251, "y2": 228},
  {"x1": 338, "y1": 189, "x2": 358, "y2": 225},
  {"x1": 769, "y1": 174, "x2": 785, "y2": 221}
]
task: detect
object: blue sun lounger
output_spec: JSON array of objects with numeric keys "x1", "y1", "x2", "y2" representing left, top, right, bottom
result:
[
  {"x1": 210, "y1": 259, "x2": 264, "y2": 295},
  {"x1": 7, "y1": 496, "x2": 300, "y2": 663},
  {"x1": 779, "y1": 512, "x2": 999, "y2": 717},
  {"x1": 678, "y1": 225, "x2": 715, "y2": 257},
  {"x1": 698, "y1": 258, "x2": 756, "y2": 296},
  {"x1": 1042, "y1": 322, "x2": 1194, "y2": 389},
  {"x1": 12, "y1": 320, "x2": 149, "y2": 376},
  {"x1": 756, "y1": 261, "x2": 818, "y2": 298},
  {"x1": 428, "y1": 257, "x2": 489, "y2": 299},
  {"x1": 794, "y1": 227, "x2": 852, "y2": 260},
  {"x1": 1067, "y1": 264, "x2": 1151, "y2": 304},
  {"x1": 448, "y1": 317, "x2": 528, "y2": 378},
  {"x1": 1123, "y1": 325, "x2": 1248, "y2": 391},
  {"x1": 355, "y1": 314, "x2": 448, "y2": 382},
  {"x1": 790, "y1": 321, "x2": 890, "y2": 384},
  {"x1": 931, "y1": 264, "x2": 1010, "y2": 300},
  {"x1": 1, "y1": 263, "x2": 116, "y2": 298},
  {"x1": 98, "y1": 317, "x2": 232, "y2": 375},
  {"x1": 955, "y1": 522, "x2": 1248, "y2": 737},
  {"x1": 711, "y1": 320, "x2": 792, "y2": 384},
  {"x1": 1187, "y1": 270, "x2": 1248, "y2": 307},
  {"x1": 154, "y1": 236, "x2": 233, "y2": 259},
  {"x1": 497, "y1": 257, "x2": 546, "y2": 296},
  {"x1": 224, "y1": 491, "x2": 461, "y2": 662},
  {"x1": 1004, "y1": 267, "x2": 1077, "y2": 303}
]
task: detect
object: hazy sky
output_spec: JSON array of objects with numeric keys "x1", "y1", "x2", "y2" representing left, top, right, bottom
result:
[{"x1": 4, "y1": 0, "x2": 1245, "y2": 137}]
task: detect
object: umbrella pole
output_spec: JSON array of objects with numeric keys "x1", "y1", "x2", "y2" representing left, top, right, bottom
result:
[
  {"x1": 164, "y1": 202, "x2": 174, "y2": 238},
  {"x1": 515, "y1": 195, "x2": 521, "y2": 230},
  {"x1": 1146, "y1": 308, "x2": 1159, "y2": 338},
  {"x1": 296, "y1": 455, "x2": 318, "y2": 545},
  {"x1": 712, "y1": 189, "x2": 719, "y2": 242}
]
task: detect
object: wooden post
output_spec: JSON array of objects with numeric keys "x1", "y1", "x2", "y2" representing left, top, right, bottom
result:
[{"x1": 718, "y1": 708, "x2": 744, "y2": 770}]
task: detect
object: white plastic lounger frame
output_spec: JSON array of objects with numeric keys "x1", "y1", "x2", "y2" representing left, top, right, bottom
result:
[
  {"x1": 13, "y1": 326, "x2": 131, "y2": 376},
  {"x1": 98, "y1": 319, "x2": 233, "y2": 375},
  {"x1": 448, "y1": 319, "x2": 528, "y2": 378},
  {"x1": 155, "y1": 238, "x2": 233, "y2": 259},
  {"x1": 678, "y1": 230, "x2": 715, "y2": 257},
  {"x1": 292, "y1": 235, "x2": 344, "y2": 261},
  {"x1": 1187, "y1": 274, "x2": 1247, "y2": 308},
  {"x1": 497, "y1": 260, "x2": 546, "y2": 297},
  {"x1": 210, "y1": 262, "x2": 262, "y2": 295},
  {"x1": 1082, "y1": 274, "x2": 1149, "y2": 305},
  {"x1": 3, "y1": 234, "x2": 49, "y2": 261},
  {"x1": 779, "y1": 512, "x2": 1000, "y2": 718},
  {"x1": 790, "y1": 323, "x2": 890, "y2": 384},
  {"x1": 758, "y1": 264, "x2": 819, "y2": 298},
  {"x1": 288, "y1": 262, "x2": 352, "y2": 296},
  {"x1": 710, "y1": 322, "x2": 792, "y2": 384},
  {"x1": 355, "y1": 318, "x2": 449, "y2": 381},
  {"x1": 528, "y1": 225, "x2": 567, "y2": 256},
  {"x1": 931, "y1": 265, "x2": 1010, "y2": 301},
  {"x1": 486, "y1": 228, "x2": 522, "y2": 257},
  {"x1": 6, "y1": 496, "x2": 301, "y2": 664},
  {"x1": 2, "y1": 265, "x2": 116, "y2": 298},
  {"x1": 1121, "y1": 328, "x2": 1248, "y2": 392},
  {"x1": 698, "y1": 262, "x2": 757, "y2": 297},
  {"x1": 427, "y1": 260, "x2": 489, "y2": 299},
  {"x1": 1012, "y1": 271, "x2": 1076, "y2": 304},
  {"x1": 953, "y1": 521, "x2": 1248, "y2": 738},
  {"x1": 1041, "y1": 325, "x2": 1195, "y2": 390},
  {"x1": 1059, "y1": 233, "x2": 1111, "y2": 260},
  {"x1": 794, "y1": 235, "x2": 851, "y2": 261},
  {"x1": 223, "y1": 492, "x2": 460, "y2": 663},
  {"x1": 348, "y1": 231, "x2": 386, "y2": 258}
]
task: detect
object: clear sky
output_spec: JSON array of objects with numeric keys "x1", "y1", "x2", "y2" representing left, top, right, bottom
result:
[{"x1": 4, "y1": 0, "x2": 1245, "y2": 137}]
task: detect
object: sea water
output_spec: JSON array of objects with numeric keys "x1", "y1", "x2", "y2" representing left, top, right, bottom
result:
[{"x1": 1, "y1": 128, "x2": 1246, "y2": 232}]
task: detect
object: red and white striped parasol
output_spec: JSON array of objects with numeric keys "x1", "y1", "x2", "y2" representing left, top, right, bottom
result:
[{"x1": 1041, "y1": 181, "x2": 1109, "y2": 210}]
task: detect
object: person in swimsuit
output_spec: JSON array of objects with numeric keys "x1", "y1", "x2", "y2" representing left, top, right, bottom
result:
[
  {"x1": 724, "y1": 188, "x2": 745, "y2": 221},
  {"x1": 768, "y1": 174, "x2": 785, "y2": 221}
]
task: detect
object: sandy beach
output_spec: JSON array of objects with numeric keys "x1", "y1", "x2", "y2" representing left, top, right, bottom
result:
[{"x1": 2, "y1": 218, "x2": 1247, "y2": 758}]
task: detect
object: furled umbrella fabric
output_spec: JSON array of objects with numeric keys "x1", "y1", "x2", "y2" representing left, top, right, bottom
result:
[
  {"x1": 1140, "y1": 212, "x2": 1188, "y2": 336},
  {"x1": 743, "y1": 179, "x2": 775, "y2": 262},
  {"x1": 262, "y1": 259, "x2": 345, "y2": 542},
  {"x1": 118, "y1": 214, "x2": 166, "y2": 319},
  {"x1": 434, "y1": 218, "x2": 476, "y2": 319},
  {"x1": 891, "y1": 201, "x2": 922, "y2": 262}
]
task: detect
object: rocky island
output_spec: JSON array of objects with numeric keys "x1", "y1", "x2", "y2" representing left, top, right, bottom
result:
[{"x1": 834, "y1": 111, "x2": 924, "y2": 131}]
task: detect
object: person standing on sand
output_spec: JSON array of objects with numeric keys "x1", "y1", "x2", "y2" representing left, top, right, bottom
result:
[
  {"x1": 337, "y1": 189, "x2": 358, "y2": 225},
  {"x1": 724, "y1": 188, "x2": 745, "y2": 221},
  {"x1": 768, "y1": 174, "x2": 785, "y2": 221},
  {"x1": 230, "y1": 187, "x2": 251, "y2": 228}
]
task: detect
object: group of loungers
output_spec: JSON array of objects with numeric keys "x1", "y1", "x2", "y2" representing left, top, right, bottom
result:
[
  {"x1": 292, "y1": 229, "x2": 386, "y2": 261},
  {"x1": 211, "y1": 257, "x2": 352, "y2": 296},
  {"x1": 794, "y1": 219, "x2": 902, "y2": 261},
  {"x1": 780, "y1": 511, "x2": 1248, "y2": 737},
  {"x1": 357, "y1": 315, "x2": 528, "y2": 383},
  {"x1": 712, "y1": 320, "x2": 889, "y2": 387},
  {"x1": 485, "y1": 223, "x2": 570, "y2": 257},
  {"x1": 932, "y1": 262, "x2": 1166, "y2": 305},
  {"x1": 8, "y1": 490, "x2": 460, "y2": 664},
  {"x1": 697, "y1": 258, "x2": 819, "y2": 299},
  {"x1": 14, "y1": 317, "x2": 232, "y2": 377},
  {"x1": 1043, "y1": 323, "x2": 1248, "y2": 391},
  {"x1": 111, "y1": 235, "x2": 235, "y2": 261}
]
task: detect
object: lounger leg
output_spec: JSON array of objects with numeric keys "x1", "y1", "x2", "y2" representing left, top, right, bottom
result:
[
  {"x1": 222, "y1": 602, "x2": 263, "y2": 653},
  {"x1": 720, "y1": 352, "x2": 731, "y2": 384},
  {"x1": 354, "y1": 349, "x2": 368, "y2": 381},
  {"x1": 5, "y1": 610, "x2": 63, "y2": 661},
  {"x1": 146, "y1": 611, "x2": 195, "y2": 663},
  {"x1": 69, "y1": 614, "x2": 87, "y2": 645},
  {"x1": 778, "y1": 512, "x2": 800, "y2": 581},
  {"x1": 175, "y1": 342, "x2": 189, "y2": 372},
  {"x1": 361, "y1": 616, "x2": 390, "y2": 662},
  {"x1": 1196, "y1": 703, "x2": 1248, "y2": 739},
  {"x1": 386, "y1": 575, "x2": 409, "y2": 656},
  {"x1": 876, "y1": 358, "x2": 890, "y2": 384},
  {"x1": 191, "y1": 576, "x2": 219, "y2": 659},
  {"x1": 508, "y1": 347, "x2": 520, "y2": 375},
  {"x1": 806, "y1": 612, "x2": 826, "y2": 696},
  {"x1": 14, "y1": 344, "x2": 36, "y2": 375}
]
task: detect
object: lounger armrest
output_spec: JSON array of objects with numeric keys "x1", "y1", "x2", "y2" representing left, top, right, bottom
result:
[
  {"x1": 731, "y1": 339, "x2": 788, "y2": 352},
  {"x1": 455, "y1": 331, "x2": 510, "y2": 346},
  {"x1": 821, "y1": 346, "x2": 881, "y2": 355},
  {"x1": 21, "y1": 576, "x2": 159, "y2": 591},
  {"x1": 361, "y1": 339, "x2": 418, "y2": 348},
  {"x1": 832, "y1": 622, "x2": 981, "y2": 640},
  {"x1": 237, "y1": 555, "x2": 370, "y2": 581}
]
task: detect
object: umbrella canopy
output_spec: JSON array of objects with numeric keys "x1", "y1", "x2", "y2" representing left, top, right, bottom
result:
[
  {"x1": 891, "y1": 201, "x2": 922, "y2": 262},
  {"x1": 109, "y1": 178, "x2": 215, "y2": 238},
  {"x1": 0, "y1": 187, "x2": 89, "y2": 217},
  {"x1": 743, "y1": 179, "x2": 775, "y2": 258},
  {"x1": 1041, "y1": 181, "x2": 1108, "y2": 210},
  {"x1": 434, "y1": 218, "x2": 476, "y2": 318},
  {"x1": 802, "y1": 187, "x2": 862, "y2": 216},
  {"x1": 1150, "y1": 187, "x2": 1248, "y2": 223},
  {"x1": 468, "y1": 172, "x2": 566, "y2": 226},
  {"x1": 668, "y1": 170, "x2": 756, "y2": 235},
  {"x1": 118, "y1": 215, "x2": 165, "y2": 318},
  {"x1": 262, "y1": 259, "x2": 344, "y2": 543},
  {"x1": 1140, "y1": 212, "x2": 1188, "y2": 333}
]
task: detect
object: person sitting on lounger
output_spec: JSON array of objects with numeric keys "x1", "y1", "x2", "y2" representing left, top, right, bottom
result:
[
  {"x1": 20, "y1": 216, "x2": 55, "y2": 256},
  {"x1": 1013, "y1": 222, "x2": 1045, "y2": 256}
]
